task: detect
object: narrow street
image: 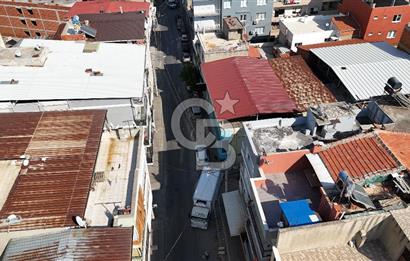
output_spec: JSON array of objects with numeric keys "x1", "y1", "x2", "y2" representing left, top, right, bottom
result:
[{"x1": 149, "y1": 2, "x2": 221, "y2": 261}]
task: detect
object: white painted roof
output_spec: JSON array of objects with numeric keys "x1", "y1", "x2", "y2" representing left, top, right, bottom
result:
[
  {"x1": 281, "y1": 15, "x2": 335, "y2": 34},
  {"x1": 311, "y1": 42, "x2": 410, "y2": 100},
  {"x1": 0, "y1": 39, "x2": 146, "y2": 101}
]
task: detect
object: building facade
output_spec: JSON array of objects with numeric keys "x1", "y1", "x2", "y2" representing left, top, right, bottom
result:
[
  {"x1": 338, "y1": 0, "x2": 410, "y2": 45},
  {"x1": 0, "y1": 0, "x2": 73, "y2": 38},
  {"x1": 221, "y1": 0, "x2": 273, "y2": 38}
]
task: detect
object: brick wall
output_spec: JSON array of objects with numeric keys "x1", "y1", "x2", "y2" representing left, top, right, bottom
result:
[
  {"x1": 0, "y1": 1, "x2": 70, "y2": 38},
  {"x1": 339, "y1": 0, "x2": 410, "y2": 45},
  {"x1": 398, "y1": 26, "x2": 410, "y2": 53}
]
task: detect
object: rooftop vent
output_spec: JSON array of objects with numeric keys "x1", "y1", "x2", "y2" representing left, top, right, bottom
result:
[{"x1": 14, "y1": 50, "x2": 22, "y2": 57}]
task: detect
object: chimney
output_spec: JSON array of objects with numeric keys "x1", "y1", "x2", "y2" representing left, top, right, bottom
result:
[{"x1": 120, "y1": 6, "x2": 123, "y2": 14}]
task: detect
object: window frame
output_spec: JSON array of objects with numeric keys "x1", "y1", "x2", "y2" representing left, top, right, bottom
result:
[
  {"x1": 256, "y1": 12, "x2": 266, "y2": 22},
  {"x1": 240, "y1": 0, "x2": 247, "y2": 8},
  {"x1": 387, "y1": 30, "x2": 397, "y2": 39},
  {"x1": 223, "y1": 0, "x2": 231, "y2": 9},
  {"x1": 392, "y1": 14, "x2": 402, "y2": 23},
  {"x1": 256, "y1": 0, "x2": 266, "y2": 6}
]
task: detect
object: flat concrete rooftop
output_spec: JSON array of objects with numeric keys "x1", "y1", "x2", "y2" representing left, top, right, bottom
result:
[{"x1": 198, "y1": 33, "x2": 247, "y2": 53}]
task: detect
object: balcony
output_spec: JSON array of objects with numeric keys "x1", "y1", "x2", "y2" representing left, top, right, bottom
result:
[{"x1": 193, "y1": 4, "x2": 219, "y2": 17}]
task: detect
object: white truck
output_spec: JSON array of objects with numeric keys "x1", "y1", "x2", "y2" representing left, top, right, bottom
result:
[{"x1": 190, "y1": 168, "x2": 222, "y2": 230}]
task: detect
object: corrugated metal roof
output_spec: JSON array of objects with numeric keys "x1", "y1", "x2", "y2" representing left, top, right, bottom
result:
[
  {"x1": 318, "y1": 133, "x2": 400, "y2": 182},
  {"x1": 0, "y1": 110, "x2": 106, "y2": 232},
  {"x1": 270, "y1": 56, "x2": 336, "y2": 111},
  {"x1": 0, "y1": 39, "x2": 146, "y2": 101},
  {"x1": 201, "y1": 57, "x2": 298, "y2": 120},
  {"x1": 67, "y1": 0, "x2": 150, "y2": 18},
  {"x1": 1, "y1": 227, "x2": 132, "y2": 260},
  {"x1": 311, "y1": 42, "x2": 410, "y2": 100},
  {"x1": 79, "y1": 12, "x2": 145, "y2": 42}
]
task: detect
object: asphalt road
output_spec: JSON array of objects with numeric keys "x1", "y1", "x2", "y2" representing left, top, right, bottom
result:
[{"x1": 149, "y1": 3, "x2": 220, "y2": 261}]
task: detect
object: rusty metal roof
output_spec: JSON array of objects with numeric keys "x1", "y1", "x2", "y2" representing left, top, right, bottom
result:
[
  {"x1": 270, "y1": 56, "x2": 336, "y2": 111},
  {"x1": 1, "y1": 227, "x2": 132, "y2": 260},
  {"x1": 0, "y1": 110, "x2": 106, "y2": 232},
  {"x1": 201, "y1": 57, "x2": 298, "y2": 121},
  {"x1": 318, "y1": 133, "x2": 400, "y2": 182}
]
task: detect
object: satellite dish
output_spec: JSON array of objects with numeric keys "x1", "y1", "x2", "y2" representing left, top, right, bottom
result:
[
  {"x1": 75, "y1": 216, "x2": 87, "y2": 228},
  {"x1": 6, "y1": 214, "x2": 21, "y2": 225}
]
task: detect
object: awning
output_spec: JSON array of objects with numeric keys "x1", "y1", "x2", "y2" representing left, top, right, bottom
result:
[{"x1": 222, "y1": 190, "x2": 246, "y2": 237}]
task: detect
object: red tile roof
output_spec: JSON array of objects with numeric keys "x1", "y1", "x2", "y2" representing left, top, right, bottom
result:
[
  {"x1": 248, "y1": 46, "x2": 261, "y2": 58},
  {"x1": 201, "y1": 57, "x2": 298, "y2": 121},
  {"x1": 67, "y1": 0, "x2": 150, "y2": 18},
  {"x1": 331, "y1": 16, "x2": 360, "y2": 35},
  {"x1": 318, "y1": 134, "x2": 400, "y2": 182},
  {"x1": 0, "y1": 110, "x2": 106, "y2": 232},
  {"x1": 378, "y1": 130, "x2": 410, "y2": 171},
  {"x1": 270, "y1": 56, "x2": 336, "y2": 111}
]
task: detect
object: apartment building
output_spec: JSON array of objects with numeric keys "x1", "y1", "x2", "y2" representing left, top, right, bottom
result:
[
  {"x1": 0, "y1": 0, "x2": 74, "y2": 38},
  {"x1": 339, "y1": 0, "x2": 410, "y2": 45}
]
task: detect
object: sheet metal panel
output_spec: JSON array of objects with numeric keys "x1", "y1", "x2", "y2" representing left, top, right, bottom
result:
[
  {"x1": 2, "y1": 227, "x2": 132, "y2": 260},
  {"x1": 311, "y1": 42, "x2": 410, "y2": 100},
  {"x1": 201, "y1": 57, "x2": 298, "y2": 121},
  {"x1": 0, "y1": 110, "x2": 106, "y2": 232}
]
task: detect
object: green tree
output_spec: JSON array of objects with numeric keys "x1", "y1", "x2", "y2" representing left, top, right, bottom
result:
[{"x1": 180, "y1": 63, "x2": 197, "y2": 88}]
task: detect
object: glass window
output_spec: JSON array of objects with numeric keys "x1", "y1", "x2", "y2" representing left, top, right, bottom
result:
[
  {"x1": 224, "y1": 0, "x2": 231, "y2": 9},
  {"x1": 256, "y1": 12, "x2": 266, "y2": 22},
  {"x1": 240, "y1": 14, "x2": 247, "y2": 21},
  {"x1": 392, "y1": 14, "x2": 402, "y2": 23},
  {"x1": 255, "y1": 27, "x2": 264, "y2": 35},
  {"x1": 368, "y1": 32, "x2": 373, "y2": 36},
  {"x1": 256, "y1": 0, "x2": 266, "y2": 6},
  {"x1": 240, "y1": 0, "x2": 247, "y2": 7},
  {"x1": 387, "y1": 30, "x2": 397, "y2": 38},
  {"x1": 373, "y1": 16, "x2": 378, "y2": 20}
]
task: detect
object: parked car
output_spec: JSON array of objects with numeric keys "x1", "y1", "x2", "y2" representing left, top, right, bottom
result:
[
  {"x1": 181, "y1": 34, "x2": 188, "y2": 42},
  {"x1": 182, "y1": 52, "x2": 191, "y2": 63},
  {"x1": 195, "y1": 145, "x2": 209, "y2": 167}
]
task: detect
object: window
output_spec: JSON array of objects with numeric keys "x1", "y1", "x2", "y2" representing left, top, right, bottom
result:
[
  {"x1": 16, "y1": 7, "x2": 22, "y2": 14},
  {"x1": 255, "y1": 27, "x2": 264, "y2": 35},
  {"x1": 383, "y1": 15, "x2": 387, "y2": 19},
  {"x1": 24, "y1": 31, "x2": 30, "y2": 36},
  {"x1": 20, "y1": 19, "x2": 26, "y2": 25},
  {"x1": 373, "y1": 16, "x2": 378, "y2": 20},
  {"x1": 378, "y1": 32, "x2": 382, "y2": 35},
  {"x1": 295, "y1": 42, "x2": 302, "y2": 47},
  {"x1": 35, "y1": 32, "x2": 41, "y2": 37},
  {"x1": 240, "y1": 0, "x2": 247, "y2": 7},
  {"x1": 392, "y1": 14, "x2": 402, "y2": 23},
  {"x1": 27, "y1": 9, "x2": 33, "y2": 15},
  {"x1": 256, "y1": 0, "x2": 266, "y2": 6},
  {"x1": 240, "y1": 14, "x2": 247, "y2": 21},
  {"x1": 223, "y1": 0, "x2": 231, "y2": 9},
  {"x1": 387, "y1": 30, "x2": 397, "y2": 38},
  {"x1": 31, "y1": 20, "x2": 37, "y2": 26},
  {"x1": 256, "y1": 12, "x2": 266, "y2": 22},
  {"x1": 368, "y1": 32, "x2": 373, "y2": 36}
]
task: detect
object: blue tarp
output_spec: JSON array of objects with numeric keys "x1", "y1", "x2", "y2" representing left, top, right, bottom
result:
[{"x1": 279, "y1": 199, "x2": 320, "y2": 227}]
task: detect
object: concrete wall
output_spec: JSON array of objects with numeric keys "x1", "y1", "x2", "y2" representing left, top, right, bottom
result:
[
  {"x1": 221, "y1": 0, "x2": 273, "y2": 37},
  {"x1": 0, "y1": 1, "x2": 69, "y2": 38},
  {"x1": 276, "y1": 212, "x2": 390, "y2": 254},
  {"x1": 203, "y1": 48, "x2": 248, "y2": 63}
]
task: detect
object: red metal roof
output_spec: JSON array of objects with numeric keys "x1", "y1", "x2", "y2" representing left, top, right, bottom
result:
[
  {"x1": 270, "y1": 56, "x2": 336, "y2": 111},
  {"x1": 297, "y1": 39, "x2": 366, "y2": 53},
  {"x1": 67, "y1": 0, "x2": 150, "y2": 18},
  {"x1": 201, "y1": 57, "x2": 298, "y2": 121},
  {"x1": 318, "y1": 134, "x2": 400, "y2": 182},
  {"x1": 2, "y1": 227, "x2": 132, "y2": 260},
  {"x1": 0, "y1": 110, "x2": 106, "y2": 232}
]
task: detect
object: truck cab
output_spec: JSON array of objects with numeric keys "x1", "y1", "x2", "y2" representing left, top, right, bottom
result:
[{"x1": 190, "y1": 206, "x2": 210, "y2": 230}]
